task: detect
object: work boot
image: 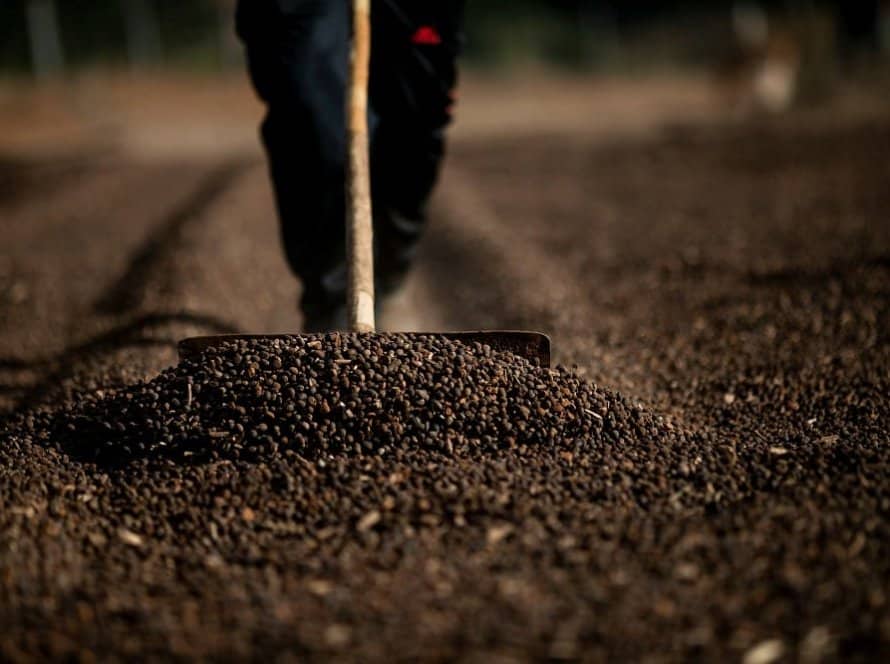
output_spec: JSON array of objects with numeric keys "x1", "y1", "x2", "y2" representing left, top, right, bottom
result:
[
  {"x1": 301, "y1": 300, "x2": 348, "y2": 333},
  {"x1": 300, "y1": 266, "x2": 348, "y2": 332},
  {"x1": 299, "y1": 235, "x2": 410, "y2": 332},
  {"x1": 373, "y1": 207, "x2": 419, "y2": 298},
  {"x1": 302, "y1": 298, "x2": 393, "y2": 333}
]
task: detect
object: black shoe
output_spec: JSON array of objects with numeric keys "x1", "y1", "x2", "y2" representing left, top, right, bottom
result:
[
  {"x1": 300, "y1": 268, "x2": 403, "y2": 332},
  {"x1": 302, "y1": 301, "x2": 348, "y2": 333}
]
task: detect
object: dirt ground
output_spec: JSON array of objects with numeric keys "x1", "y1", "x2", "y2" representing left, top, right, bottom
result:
[{"x1": 1, "y1": 74, "x2": 889, "y2": 662}]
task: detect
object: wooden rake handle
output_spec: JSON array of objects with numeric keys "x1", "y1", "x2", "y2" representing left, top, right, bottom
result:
[{"x1": 346, "y1": 0, "x2": 375, "y2": 332}]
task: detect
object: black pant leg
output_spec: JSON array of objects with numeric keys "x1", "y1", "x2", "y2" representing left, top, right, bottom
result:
[
  {"x1": 237, "y1": 0, "x2": 350, "y2": 314},
  {"x1": 369, "y1": 1, "x2": 466, "y2": 291}
]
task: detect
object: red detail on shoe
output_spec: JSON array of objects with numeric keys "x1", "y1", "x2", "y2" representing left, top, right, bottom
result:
[{"x1": 411, "y1": 26, "x2": 442, "y2": 45}]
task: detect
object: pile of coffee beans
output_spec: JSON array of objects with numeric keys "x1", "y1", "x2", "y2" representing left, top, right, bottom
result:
[{"x1": 42, "y1": 334, "x2": 721, "y2": 508}]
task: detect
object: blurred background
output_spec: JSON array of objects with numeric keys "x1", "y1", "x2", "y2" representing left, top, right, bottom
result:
[
  {"x1": 2, "y1": 1, "x2": 888, "y2": 90},
  {"x1": 0, "y1": 1, "x2": 888, "y2": 183},
  {"x1": 1, "y1": 1, "x2": 889, "y2": 75}
]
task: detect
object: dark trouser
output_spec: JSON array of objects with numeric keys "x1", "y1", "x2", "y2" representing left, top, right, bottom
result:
[{"x1": 236, "y1": 0, "x2": 464, "y2": 316}]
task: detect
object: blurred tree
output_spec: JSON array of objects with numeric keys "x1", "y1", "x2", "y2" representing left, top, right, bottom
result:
[
  {"x1": 216, "y1": 0, "x2": 241, "y2": 67},
  {"x1": 574, "y1": 1, "x2": 621, "y2": 65},
  {"x1": 1, "y1": 0, "x2": 885, "y2": 76},
  {"x1": 120, "y1": 0, "x2": 163, "y2": 67},
  {"x1": 25, "y1": 0, "x2": 64, "y2": 78},
  {"x1": 884, "y1": 0, "x2": 890, "y2": 52}
]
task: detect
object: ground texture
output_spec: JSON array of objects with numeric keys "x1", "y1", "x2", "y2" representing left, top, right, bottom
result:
[{"x1": 1, "y1": 80, "x2": 889, "y2": 662}]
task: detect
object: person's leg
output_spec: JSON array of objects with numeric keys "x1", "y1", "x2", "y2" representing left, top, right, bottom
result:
[
  {"x1": 236, "y1": 0, "x2": 350, "y2": 326},
  {"x1": 369, "y1": 1, "x2": 466, "y2": 295}
]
